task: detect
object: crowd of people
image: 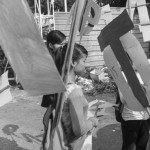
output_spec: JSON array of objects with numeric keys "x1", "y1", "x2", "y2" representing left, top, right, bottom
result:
[{"x1": 42, "y1": 29, "x2": 150, "y2": 150}]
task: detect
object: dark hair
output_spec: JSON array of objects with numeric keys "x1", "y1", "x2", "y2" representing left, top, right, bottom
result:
[
  {"x1": 46, "y1": 30, "x2": 66, "y2": 46},
  {"x1": 56, "y1": 43, "x2": 88, "y2": 74},
  {"x1": 72, "y1": 43, "x2": 88, "y2": 63},
  {"x1": 41, "y1": 43, "x2": 88, "y2": 108},
  {"x1": 55, "y1": 46, "x2": 67, "y2": 74}
]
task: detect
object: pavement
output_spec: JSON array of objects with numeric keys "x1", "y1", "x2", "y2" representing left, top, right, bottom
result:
[
  {"x1": 0, "y1": 88, "x2": 45, "y2": 150},
  {"x1": 0, "y1": 88, "x2": 121, "y2": 150},
  {"x1": 0, "y1": 88, "x2": 149, "y2": 150}
]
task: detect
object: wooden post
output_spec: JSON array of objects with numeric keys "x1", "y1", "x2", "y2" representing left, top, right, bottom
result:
[
  {"x1": 50, "y1": 0, "x2": 86, "y2": 149},
  {"x1": 52, "y1": 0, "x2": 55, "y2": 30},
  {"x1": 127, "y1": 0, "x2": 132, "y2": 19},
  {"x1": 47, "y1": 0, "x2": 50, "y2": 15},
  {"x1": 64, "y1": 0, "x2": 67, "y2": 12},
  {"x1": 34, "y1": 0, "x2": 37, "y2": 14},
  {"x1": 38, "y1": 0, "x2": 43, "y2": 37}
]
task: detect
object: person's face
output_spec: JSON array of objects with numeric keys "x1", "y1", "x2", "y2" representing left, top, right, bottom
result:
[
  {"x1": 74, "y1": 54, "x2": 87, "y2": 76},
  {"x1": 53, "y1": 40, "x2": 66, "y2": 51}
]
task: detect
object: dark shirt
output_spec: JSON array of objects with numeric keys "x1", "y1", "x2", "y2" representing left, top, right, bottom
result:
[{"x1": 41, "y1": 46, "x2": 66, "y2": 108}]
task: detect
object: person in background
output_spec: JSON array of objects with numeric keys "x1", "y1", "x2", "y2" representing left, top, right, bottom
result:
[
  {"x1": 118, "y1": 71, "x2": 150, "y2": 150},
  {"x1": 41, "y1": 30, "x2": 106, "y2": 108},
  {"x1": 46, "y1": 30, "x2": 66, "y2": 61},
  {"x1": 61, "y1": 43, "x2": 99, "y2": 150},
  {"x1": 41, "y1": 30, "x2": 67, "y2": 108},
  {"x1": 42, "y1": 30, "x2": 67, "y2": 149}
]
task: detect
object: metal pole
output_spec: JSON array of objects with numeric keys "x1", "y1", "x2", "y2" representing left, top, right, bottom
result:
[
  {"x1": 38, "y1": 0, "x2": 43, "y2": 37},
  {"x1": 64, "y1": 0, "x2": 67, "y2": 12}
]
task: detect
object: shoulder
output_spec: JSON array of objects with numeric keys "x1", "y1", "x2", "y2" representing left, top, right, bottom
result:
[
  {"x1": 69, "y1": 85, "x2": 84, "y2": 101},
  {"x1": 65, "y1": 84, "x2": 83, "y2": 99}
]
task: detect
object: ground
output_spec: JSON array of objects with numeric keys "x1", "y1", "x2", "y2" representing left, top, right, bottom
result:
[{"x1": 0, "y1": 87, "x2": 123, "y2": 150}]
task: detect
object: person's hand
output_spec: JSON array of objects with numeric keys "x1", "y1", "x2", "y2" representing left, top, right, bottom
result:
[
  {"x1": 89, "y1": 117, "x2": 99, "y2": 128},
  {"x1": 98, "y1": 72, "x2": 109, "y2": 82}
]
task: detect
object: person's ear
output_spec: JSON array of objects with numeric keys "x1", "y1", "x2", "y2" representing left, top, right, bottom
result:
[
  {"x1": 71, "y1": 61, "x2": 77, "y2": 67},
  {"x1": 49, "y1": 43, "x2": 54, "y2": 49}
]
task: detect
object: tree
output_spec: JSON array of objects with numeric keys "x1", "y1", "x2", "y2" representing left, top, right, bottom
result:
[
  {"x1": 26, "y1": 0, "x2": 129, "y2": 14},
  {"x1": 67, "y1": 0, "x2": 76, "y2": 11},
  {"x1": 26, "y1": 0, "x2": 76, "y2": 13},
  {"x1": 27, "y1": 0, "x2": 51, "y2": 14},
  {"x1": 54, "y1": 0, "x2": 64, "y2": 11},
  {"x1": 96, "y1": 0, "x2": 127, "y2": 7},
  {"x1": 54, "y1": 0, "x2": 75, "y2": 12}
]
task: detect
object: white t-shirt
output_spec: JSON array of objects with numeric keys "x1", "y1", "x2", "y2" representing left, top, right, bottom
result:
[{"x1": 121, "y1": 72, "x2": 149, "y2": 121}]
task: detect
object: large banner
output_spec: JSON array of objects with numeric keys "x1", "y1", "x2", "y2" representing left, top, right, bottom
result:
[
  {"x1": 0, "y1": 0, "x2": 66, "y2": 96},
  {"x1": 98, "y1": 10, "x2": 150, "y2": 112}
]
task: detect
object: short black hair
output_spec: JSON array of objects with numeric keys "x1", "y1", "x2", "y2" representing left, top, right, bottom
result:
[
  {"x1": 72, "y1": 43, "x2": 88, "y2": 63},
  {"x1": 46, "y1": 30, "x2": 66, "y2": 45},
  {"x1": 62, "y1": 43, "x2": 88, "y2": 64}
]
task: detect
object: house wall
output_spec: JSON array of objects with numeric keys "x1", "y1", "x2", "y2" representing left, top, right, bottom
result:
[{"x1": 54, "y1": 7, "x2": 150, "y2": 69}]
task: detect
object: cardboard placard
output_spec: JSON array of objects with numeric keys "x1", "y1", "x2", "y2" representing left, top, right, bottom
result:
[{"x1": 0, "y1": 0, "x2": 66, "y2": 96}]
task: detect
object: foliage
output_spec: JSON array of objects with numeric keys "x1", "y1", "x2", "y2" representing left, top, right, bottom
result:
[
  {"x1": 54, "y1": 0, "x2": 75, "y2": 12},
  {"x1": 27, "y1": 0, "x2": 47, "y2": 14},
  {"x1": 90, "y1": 80, "x2": 117, "y2": 95},
  {"x1": 87, "y1": 68, "x2": 117, "y2": 96},
  {"x1": 76, "y1": 77, "x2": 94, "y2": 92},
  {"x1": 26, "y1": 0, "x2": 130, "y2": 14},
  {"x1": 76, "y1": 67, "x2": 118, "y2": 96},
  {"x1": 26, "y1": 0, "x2": 75, "y2": 13},
  {"x1": 54, "y1": 0, "x2": 64, "y2": 11},
  {"x1": 95, "y1": 0, "x2": 127, "y2": 7},
  {"x1": 76, "y1": 76, "x2": 117, "y2": 96},
  {"x1": 67, "y1": 0, "x2": 76, "y2": 11}
]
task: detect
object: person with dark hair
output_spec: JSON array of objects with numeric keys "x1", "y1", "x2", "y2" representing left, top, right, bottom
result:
[
  {"x1": 61, "y1": 43, "x2": 99, "y2": 150},
  {"x1": 116, "y1": 69, "x2": 150, "y2": 150},
  {"x1": 41, "y1": 30, "x2": 66, "y2": 108},
  {"x1": 46, "y1": 30, "x2": 66, "y2": 61}
]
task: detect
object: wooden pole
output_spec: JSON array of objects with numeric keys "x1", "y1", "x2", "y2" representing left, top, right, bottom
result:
[
  {"x1": 34, "y1": 0, "x2": 37, "y2": 14},
  {"x1": 50, "y1": 0, "x2": 85, "y2": 149},
  {"x1": 127, "y1": 0, "x2": 132, "y2": 19},
  {"x1": 38, "y1": 0, "x2": 43, "y2": 37},
  {"x1": 47, "y1": 0, "x2": 50, "y2": 15},
  {"x1": 52, "y1": 0, "x2": 55, "y2": 30},
  {"x1": 64, "y1": 0, "x2": 67, "y2": 12}
]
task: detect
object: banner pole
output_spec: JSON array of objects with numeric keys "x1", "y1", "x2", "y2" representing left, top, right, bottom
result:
[{"x1": 50, "y1": 0, "x2": 85, "y2": 149}]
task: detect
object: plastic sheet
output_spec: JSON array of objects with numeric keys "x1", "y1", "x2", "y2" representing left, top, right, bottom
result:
[{"x1": 0, "y1": 0, "x2": 66, "y2": 96}]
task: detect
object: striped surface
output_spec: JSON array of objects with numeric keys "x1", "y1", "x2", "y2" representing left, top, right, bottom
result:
[{"x1": 54, "y1": 7, "x2": 150, "y2": 69}]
